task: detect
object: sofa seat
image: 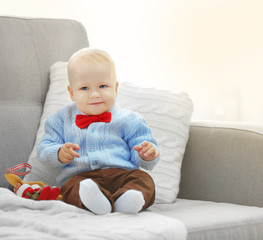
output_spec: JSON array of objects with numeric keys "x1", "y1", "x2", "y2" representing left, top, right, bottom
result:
[{"x1": 149, "y1": 199, "x2": 263, "y2": 240}]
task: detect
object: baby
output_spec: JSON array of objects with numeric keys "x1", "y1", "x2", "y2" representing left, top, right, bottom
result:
[{"x1": 37, "y1": 48, "x2": 160, "y2": 214}]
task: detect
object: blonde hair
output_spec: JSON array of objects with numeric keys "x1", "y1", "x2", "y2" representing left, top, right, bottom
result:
[{"x1": 67, "y1": 48, "x2": 116, "y2": 84}]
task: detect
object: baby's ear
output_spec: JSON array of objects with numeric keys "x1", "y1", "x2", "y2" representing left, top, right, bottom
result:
[
  {"x1": 115, "y1": 81, "x2": 119, "y2": 97},
  {"x1": 68, "y1": 85, "x2": 74, "y2": 101}
]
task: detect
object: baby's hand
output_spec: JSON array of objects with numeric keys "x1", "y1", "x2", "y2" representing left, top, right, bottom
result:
[
  {"x1": 133, "y1": 141, "x2": 160, "y2": 162},
  {"x1": 58, "y1": 142, "x2": 80, "y2": 163}
]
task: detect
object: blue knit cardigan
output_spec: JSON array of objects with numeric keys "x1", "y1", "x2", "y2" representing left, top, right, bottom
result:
[{"x1": 37, "y1": 103, "x2": 160, "y2": 186}]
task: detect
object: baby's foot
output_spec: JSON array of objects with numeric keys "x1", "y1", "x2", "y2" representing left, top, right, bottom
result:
[
  {"x1": 79, "y1": 179, "x2": 112, "y2": 215},
  {"x1": 114, "y1": 190, "x2": 145, "y2": 214}
]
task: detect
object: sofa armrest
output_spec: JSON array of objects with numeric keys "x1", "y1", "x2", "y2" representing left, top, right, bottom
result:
[{"x1": 178, "y1": 121, "x2": 263, "y2": 207}]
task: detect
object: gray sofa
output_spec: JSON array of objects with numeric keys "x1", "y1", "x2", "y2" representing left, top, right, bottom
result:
[{"x1": 1, "y1": 16, "x2": 263, "y2": 239}]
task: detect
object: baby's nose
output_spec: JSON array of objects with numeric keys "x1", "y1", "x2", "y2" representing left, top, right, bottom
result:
[{"x1": 90, "y1": 90, "x2": 100, "y2": 98}]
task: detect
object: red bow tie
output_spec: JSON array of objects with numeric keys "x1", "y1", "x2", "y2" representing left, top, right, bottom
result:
[{"x1": 75, "y1": 112, "x2": 112, "y2": 129}]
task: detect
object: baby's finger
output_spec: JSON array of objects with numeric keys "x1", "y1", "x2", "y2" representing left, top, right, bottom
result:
[
  {"x1": 63, "y1": 147, "x2": 76, "y2": 158},
  {"x1": 141, "y1": 141, "x2": 149, "y2": 147},
  {"x1": 133, "y1": 145, "x2": 142, "y2": 152},
  {"x1": 64, "y1": 146, "x2": 73, "y2": 154},
  {"x1": 69, "y1": 148, "x2": 80, "y2": 158},
  {"x1": 64, "y1": 142, "x2": 74, "y2": 149},
  {"x1": 59, "y1": 153, "x2": 73, "y2": 163},
  {"x1": 73, "y1": 144, "x2": 80, "y2": 150},
  {"x1": 140, "y1": 143, "x2": 152, "y2": 155},
  {"x1": 62, "y1": 152, "x2": 74, "y2": 161},
  {"x1": 143, "y1": 147, "x2": 156, "y2": 157}
]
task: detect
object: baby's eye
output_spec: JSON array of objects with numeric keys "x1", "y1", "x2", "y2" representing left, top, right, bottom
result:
[
  {"x1": 100, "y1": 85, "x2": 107, "y2": 89},
  {"x1": 81, "y1": 87, "x2": 88, "y2": 90}
]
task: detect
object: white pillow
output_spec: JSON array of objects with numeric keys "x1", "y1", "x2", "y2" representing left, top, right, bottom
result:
[
  {"x1": 24, "y1": 62, "x2": 193, "y2": 204},
  {"x1": 117, "y1": 82, "x2": 193, "y2": 203}
]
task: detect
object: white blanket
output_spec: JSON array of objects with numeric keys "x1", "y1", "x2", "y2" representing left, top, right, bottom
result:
[{"x1": 0, "y1": 188, "x2": 187, "y2": 240}]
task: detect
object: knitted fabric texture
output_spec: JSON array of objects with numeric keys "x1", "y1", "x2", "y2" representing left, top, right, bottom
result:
[{"x1": 37, "y1": 103, "x2": 159, "y2": 186}]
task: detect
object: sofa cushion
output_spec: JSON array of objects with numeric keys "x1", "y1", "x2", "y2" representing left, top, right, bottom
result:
[
  {"x1": 179, "y1": 122, "x2": 263, "y2": 207},
  {"x1": 24, "y1": 61, "x2": 193, "y2": 204},
  {"x1": 0, "y1": 16, "x2": 89, "y2": 188},
  {"x1": 150, "y1": 199, "x2": 263, "y2": 240}
]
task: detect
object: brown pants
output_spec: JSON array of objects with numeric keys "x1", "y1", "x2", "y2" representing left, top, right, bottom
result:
[{"x1": 61, "y1": 168, "x2": 155, "y2": 212}]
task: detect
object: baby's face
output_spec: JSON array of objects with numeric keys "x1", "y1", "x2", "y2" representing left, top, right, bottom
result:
[{"x1": 68, "y1": 60, "x2": 118, "y2": 115}]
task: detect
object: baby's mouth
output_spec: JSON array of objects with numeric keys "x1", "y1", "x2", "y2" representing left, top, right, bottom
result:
[{"x1": 89, "y1": 102, "x2": 103, "y2": 105}]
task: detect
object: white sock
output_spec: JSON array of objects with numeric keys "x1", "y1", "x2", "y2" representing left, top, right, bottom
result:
[
  {"x1": 79, "y1": 179, "x2": 112, "y2": 215},
  {"x1": 114, "y1": 190, "x2": 145, "y2": 214}
]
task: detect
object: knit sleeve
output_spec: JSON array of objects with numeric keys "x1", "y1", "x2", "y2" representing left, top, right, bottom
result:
[
  {"x1": 37, "y1": 111, "x2": 66, "y2": 169},
  {"x1": 125, "y1": 113, "x2": 160, "y2": 171}
]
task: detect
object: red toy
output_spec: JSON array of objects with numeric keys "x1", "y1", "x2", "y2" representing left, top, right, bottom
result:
[{"x1": 5, "y1": 163, "x2": 62, "y2": 200}]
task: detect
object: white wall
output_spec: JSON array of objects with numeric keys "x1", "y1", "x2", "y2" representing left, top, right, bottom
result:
[{"x1": 1, "y1": 0, "x2": 263, "y2": 122}]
